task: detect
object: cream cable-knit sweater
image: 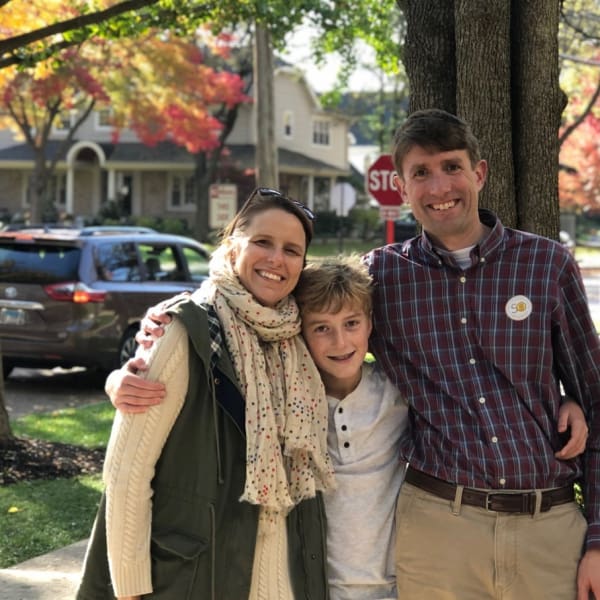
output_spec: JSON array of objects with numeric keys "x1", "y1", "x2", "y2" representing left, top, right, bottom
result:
[{"x1": 103, "y1": 319, "x2": 189, "y2": 598}]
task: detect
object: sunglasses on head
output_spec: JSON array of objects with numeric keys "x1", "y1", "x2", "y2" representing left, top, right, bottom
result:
[{"x1": 254, "y1": 187, "x2": 316, "y2": 221}]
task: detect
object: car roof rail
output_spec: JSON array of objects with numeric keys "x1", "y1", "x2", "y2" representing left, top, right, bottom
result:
[{"x1": 78, "y1": 226, "x2": 157, "y2": 236}]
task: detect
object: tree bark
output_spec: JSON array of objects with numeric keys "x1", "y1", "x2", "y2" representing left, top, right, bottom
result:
[
  {"x1": 401, "y1": 0, "x2": 456, "y2": 113},
  {"x1": 0, "y1": 352, "x2": 13, "y2": 443},
  {"x1": 398, "y1": 0, "x2": 564, "y2": 237}
]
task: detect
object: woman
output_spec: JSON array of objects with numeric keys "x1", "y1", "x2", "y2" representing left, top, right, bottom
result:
[{"x1": 77, "y1": 188, "x2": 336, "y2": 600}]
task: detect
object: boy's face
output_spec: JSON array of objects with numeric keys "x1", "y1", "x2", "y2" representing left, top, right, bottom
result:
[{"x1": 301, "y1": 304, "x2": 372, "y2": 399}]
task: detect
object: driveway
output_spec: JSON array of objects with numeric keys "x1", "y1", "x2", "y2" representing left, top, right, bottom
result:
[{"x1": 3, "y1": 367, "x2": 108, "y2": 419}]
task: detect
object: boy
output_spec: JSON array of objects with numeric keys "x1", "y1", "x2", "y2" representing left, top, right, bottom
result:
[{"x1": 294, "y1": 255, "x2": 408, "y2": 600}]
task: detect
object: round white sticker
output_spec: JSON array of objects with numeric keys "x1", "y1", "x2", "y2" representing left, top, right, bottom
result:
[{"x1": 505, "y1": 295, "x2": 532, "y2": 321}]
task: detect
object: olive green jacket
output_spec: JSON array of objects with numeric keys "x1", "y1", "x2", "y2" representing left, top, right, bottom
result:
[{"x1": 77, "y1": 298, "x2": 329, "y2": 599}]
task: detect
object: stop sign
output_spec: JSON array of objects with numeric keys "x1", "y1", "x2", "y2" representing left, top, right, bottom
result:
[{"x1": 367, "y1": 154, "x2": 403, "y2": 206}]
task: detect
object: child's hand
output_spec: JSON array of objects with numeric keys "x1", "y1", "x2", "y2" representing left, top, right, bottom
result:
[{"x1": 555, "y1": 399, "x2": 588, "y2": 459}]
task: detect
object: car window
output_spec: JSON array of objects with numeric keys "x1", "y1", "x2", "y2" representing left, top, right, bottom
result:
[
  {"x1": 0, "y1": 243, "x2": 81, "y2": 283},
  {"x1": 138, "y1": 243, "x2": 185, "y2": 281},
  {"x1": 94, "y1": 241, "x2": 141, "y2": 282},
  {"x1": 181, "y1": 245, "x2": 210, "y2": 282}
]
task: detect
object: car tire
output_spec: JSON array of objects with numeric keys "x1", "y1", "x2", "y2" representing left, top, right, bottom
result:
[{"x1": 119, "y1": 327, "x2": 139, "y2": 366}]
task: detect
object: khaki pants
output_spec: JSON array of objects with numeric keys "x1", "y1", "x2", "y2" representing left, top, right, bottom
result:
[{"x1": 395, "y1": 482, "x2": 587, "y2": 599}]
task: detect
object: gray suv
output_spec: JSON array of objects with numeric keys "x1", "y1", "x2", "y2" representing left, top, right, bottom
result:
[{"x1": 0, "y1": 226, "x2": 210, "y2": 378}]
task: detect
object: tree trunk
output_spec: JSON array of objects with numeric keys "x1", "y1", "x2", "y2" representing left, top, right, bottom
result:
[
  {"x1": 455, "y1": 0, "x2": 516, "y2": 227},
  {"x1": 401, "y1": 0, "x2": 456, "y2": 113},
  {"x1": 0, "y1": 353, "x2": 13, "y2": 443},
  {"x1": 398, "y1": 0, "x2": 564, "y2": 237},
  {"x1": 194, "y1": 152, "x2": 210, "y2": 242},
  {"x1": 253, "y1": 24, "x2": 278, "y2": 188},
  {"x1": 511, "y1": 1, "x2": 565, "y2": 238}
]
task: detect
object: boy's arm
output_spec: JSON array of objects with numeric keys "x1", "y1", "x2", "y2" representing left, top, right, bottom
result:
[{"x1": 555, "y1": 398, "x2": 588, "y2": 459}]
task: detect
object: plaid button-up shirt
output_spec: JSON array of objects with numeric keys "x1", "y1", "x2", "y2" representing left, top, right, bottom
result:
[{"x1": 365, "y1": 209, "x2": 600, "y2": 548}]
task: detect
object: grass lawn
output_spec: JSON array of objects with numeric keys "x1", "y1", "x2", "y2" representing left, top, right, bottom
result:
[{"x1": 0, "y1": 402, "x2": 113, "y2": 568}]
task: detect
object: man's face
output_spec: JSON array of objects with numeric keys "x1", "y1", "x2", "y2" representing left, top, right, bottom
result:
[{"x1": 393, "y1": 146, "x2": 487, "y2": 250}]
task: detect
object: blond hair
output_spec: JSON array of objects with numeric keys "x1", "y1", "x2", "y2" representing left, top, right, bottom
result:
[{"x1": 295, "y1": 255, "x2": 373, "y2": 316}]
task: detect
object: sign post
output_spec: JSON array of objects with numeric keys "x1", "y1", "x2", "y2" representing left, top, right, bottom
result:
[
  {"x1": 209, "y1": 183, "x2": 237, "y2": 230},
  {"x1": 366, "y1": 154, "x2": 403, "y2": 244}
]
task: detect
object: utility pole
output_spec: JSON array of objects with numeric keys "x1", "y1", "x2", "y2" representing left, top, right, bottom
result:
[{"x1": 253, "y1": 24, "x2": 278, "y2": 188}]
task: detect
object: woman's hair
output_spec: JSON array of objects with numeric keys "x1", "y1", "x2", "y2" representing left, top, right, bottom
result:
[
  {"x1": 221, "y1": 187, "x2": 315, "y2": 248},
  {"x1": 392, "y1": 109, "x2": 482, "y2": 175},
  {"x1": 295, "y1": 255, "x2": 373, "y2": 316}
]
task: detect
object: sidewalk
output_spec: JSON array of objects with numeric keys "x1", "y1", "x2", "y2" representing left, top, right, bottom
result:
[{"x1": 0, "y1": 539, "x2": 87, "y2": 600}]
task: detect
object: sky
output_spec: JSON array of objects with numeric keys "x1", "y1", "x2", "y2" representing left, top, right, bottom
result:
[{"x1": 278, "y1": 24, "x2": 381, "y2": 93}]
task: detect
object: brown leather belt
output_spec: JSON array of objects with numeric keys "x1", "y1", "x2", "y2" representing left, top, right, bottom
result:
[{"x1": 405, "y1": 466, "x2": 575, "y2": 515}]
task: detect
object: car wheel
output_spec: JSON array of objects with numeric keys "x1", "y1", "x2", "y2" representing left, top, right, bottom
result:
[{"x1": 119, "y1": 327, "x2": 139, "y2": 366}]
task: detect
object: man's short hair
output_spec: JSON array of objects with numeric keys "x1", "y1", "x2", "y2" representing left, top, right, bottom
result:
[{"x1": 392, "y1": 109, "x2": 481, "y2": 175}]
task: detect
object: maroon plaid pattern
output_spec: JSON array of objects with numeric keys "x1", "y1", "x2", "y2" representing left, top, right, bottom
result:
[{"x1": 365, "y1": 210, "x2": 600, "y2": 548}]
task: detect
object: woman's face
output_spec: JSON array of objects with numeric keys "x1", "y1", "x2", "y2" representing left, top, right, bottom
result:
[{"x1": 232, "y1": 208, "x2": 307, "y2": 307}]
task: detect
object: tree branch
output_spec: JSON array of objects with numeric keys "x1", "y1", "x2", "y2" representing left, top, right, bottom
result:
[
  {"x1": 559, "y1": 74, "x2": 600, "y2": 146},
  {"x1": 0, "y1": 0, "x2": 158, "y2": 56}
]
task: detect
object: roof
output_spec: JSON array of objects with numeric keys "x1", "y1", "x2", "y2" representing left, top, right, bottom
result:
[{"x1": 0, "y1": 140, "x2": 349, "y2": 176}]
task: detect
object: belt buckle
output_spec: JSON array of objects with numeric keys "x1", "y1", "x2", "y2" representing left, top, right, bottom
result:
[
  {"x1": 485, "y1": 492, "x2": 497, "y2": 512},
  {"x1": 485, "y1": 491, "x2": 535, "y2": 514}
]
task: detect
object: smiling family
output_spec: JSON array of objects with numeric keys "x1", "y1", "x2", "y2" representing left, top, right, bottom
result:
[{"x1": 77, "y1": 109, "x2": 599, "y2": 600}]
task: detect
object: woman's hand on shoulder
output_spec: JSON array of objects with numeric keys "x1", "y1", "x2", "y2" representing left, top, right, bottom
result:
[{"x1": 105, "y1": 357, "x2": 165, "y2": 414}]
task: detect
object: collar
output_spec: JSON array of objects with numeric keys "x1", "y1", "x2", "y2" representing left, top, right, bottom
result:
[{"x1": 418, "y1": 208, "x2": 504, "y2": 269}]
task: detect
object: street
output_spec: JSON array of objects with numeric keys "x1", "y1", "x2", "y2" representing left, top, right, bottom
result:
[{"x1": 3, "y1": 367, "x2": 108, "y2": 419}]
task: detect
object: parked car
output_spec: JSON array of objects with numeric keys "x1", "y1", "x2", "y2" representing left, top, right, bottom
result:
[{"x1": 0, "y1": 226, "x2": 210, "y2": 378}]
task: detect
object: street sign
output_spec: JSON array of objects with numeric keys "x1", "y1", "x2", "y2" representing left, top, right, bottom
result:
[
  {"x1": 379, "y1": 206, "x2": 401, "y2": 221},
  {"x1": 209, "y1": 183, "x2": 237, "y2": 229},
  {"x1": 366, "y1": 154, "x2": 402, "y2": 206}
]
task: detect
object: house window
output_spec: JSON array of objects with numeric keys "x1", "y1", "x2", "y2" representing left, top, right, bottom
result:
[
  {"x1": 95, "y1": 108, "x2": 112, "y2": 130},
  {"x1": 169, "y1": 174, "x2": 196, "y2": 211},
  {"x1": 283, "y1": 110, "x2": 294, "y2": 138},
  {"x1": 312, "y1": 119, "x2": 330, "y2": 146}
]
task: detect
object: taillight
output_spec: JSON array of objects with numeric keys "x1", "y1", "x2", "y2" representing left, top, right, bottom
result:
[{"x1": 43, "y1": 282, "x2": 107, "y2": 303}]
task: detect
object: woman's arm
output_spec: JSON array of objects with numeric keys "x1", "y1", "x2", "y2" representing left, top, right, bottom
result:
[{"x1": 104, "y1": 319, "x2": 189, "y2": 597}]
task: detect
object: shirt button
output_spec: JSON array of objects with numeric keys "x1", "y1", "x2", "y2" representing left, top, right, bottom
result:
[
  {"x1": 214, "y1": 377, "x2": 220, "y2": 385},
  {"x1": 341, "y1": 425, "x2": 347, "y2": 431},
  {"x1": 469, "y1": 358, "x2": 476, "y2": 365},
  {"x1": 338, "y1": 407, "x2": 343, "y2": 414},
  {"x1": 499, "y1": 478, "x2": 506, "y2": 486},
  {"x1": 480, "y1": 257, "x2": 486, "y2": 263},
  {"x1": 478, "y1": 397, "x2": 486, "y2": 404},
  {"x1": 491, "y1": 436, "x2": 498, "y2": 443},
  {"x1": 460, "y1": 317, "x2": 467, "y2": 324},
  {"x1": 344, "y1": 442, "x2": 350, "y2": 448},
  {"x1": 459, "y1": 276, "x2": 466, "y2": 283}
]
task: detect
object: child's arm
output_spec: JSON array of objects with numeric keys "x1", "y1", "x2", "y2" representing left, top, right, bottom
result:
[{"x1": 555, "y1": 399, "x2": 588, "y2": 459}]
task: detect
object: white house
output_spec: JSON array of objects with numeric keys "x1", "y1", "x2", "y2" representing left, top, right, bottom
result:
[{"x1": 0, "y1": 66, "x2": 351, "y2": 227}]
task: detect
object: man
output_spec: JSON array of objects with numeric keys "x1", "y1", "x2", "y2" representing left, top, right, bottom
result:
[{"x1": 365, "y1": 108, "x2": 600, "y2": 599}]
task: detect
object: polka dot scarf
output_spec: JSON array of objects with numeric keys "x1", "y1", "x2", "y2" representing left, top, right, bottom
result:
[{"x1": 199, "y1": 261, "x2": 335, "y2": 523}]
